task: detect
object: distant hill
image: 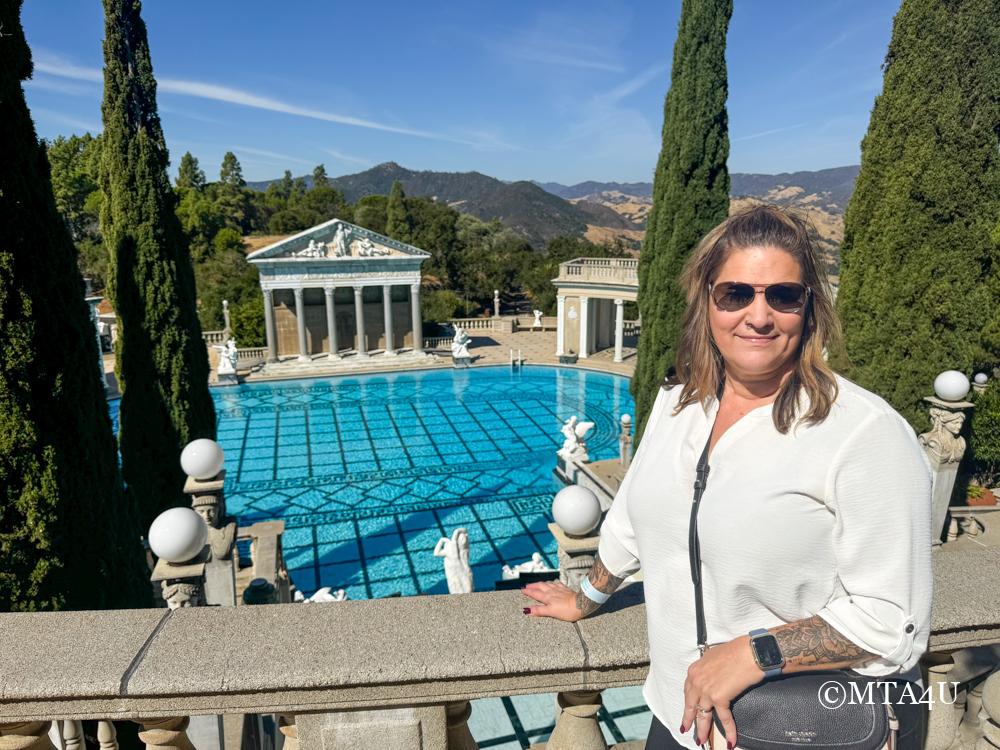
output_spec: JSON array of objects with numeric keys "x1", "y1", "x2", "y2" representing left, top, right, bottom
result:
[{"x1": 249, "y1": 163, "x2": 859, "y2": 262}]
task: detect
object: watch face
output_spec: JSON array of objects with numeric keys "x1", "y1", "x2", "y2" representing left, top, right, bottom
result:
[{"x1": 753, "y1": 635, "x2": 784, "y2": 669}]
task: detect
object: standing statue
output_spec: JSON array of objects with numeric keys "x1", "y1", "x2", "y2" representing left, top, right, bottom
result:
[
  {"x1": 451, "y1": 326, "x2": 472, "y2": 367},
  {"x1": 225, "y1": 338, "x2": 238, "y2": 371},
  {"x1": 533, "y1": 309, "x2": 543, "y2": 328},
  {"x1": 501, "y1": 552, "x2": 555, "y2": 580},
  {"x1": 558, "y1": 416, "x2": 596, "y2": 463},
  {"x1": 332, "y1": 223, "x2": 348, "y2": 256},
  {"x1": 222, "y1": 299, "x2": 231, "y2": 335},
  {"x1": 433, "y1": 528, "x2": 474, "y2": 594}
]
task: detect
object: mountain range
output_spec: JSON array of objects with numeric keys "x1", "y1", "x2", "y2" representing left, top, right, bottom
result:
[{"x1": 248, "y1": 163, "x2": 860, "y2": 271}]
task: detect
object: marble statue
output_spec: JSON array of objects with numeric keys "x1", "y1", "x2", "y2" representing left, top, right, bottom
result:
[
  {"x1": 332, "y1": 224, "x2": 348, "y2": 256},
  {"x1": 501, "y1": 552, "x2": 554, "y2": 580},
  {"x1": 225, "y1": 338, "x2": 238, "y2": 370},
  {"x1": 222, "y1": 299, "x2": 231, "y2": 334},
  {"x1": 296, "y1": 586, "x2": 349, "y2": 603},
  {"x1": 533, "y1": 309, "x2": 543, "y2": 328},
  {"x1": 213, "y1": 342, "x2": 236, "y2": 376},
  {"x1": 434, "y1": 528, "x2": 474, "y2": 594},
  {"x1": 920, "y1": 406, "x2": 968, "y2": 464},
  {"x1": 451, "y1": 326, "x2": 472, "y2": 367},
  {"x1": 191, "y1": 493, "x2": 236, "y2": 561},
  {"x1": 558, "y1": 416, "x2": 595, "y2": 463},
  {"x1": 161, "y1": 580, "x2": 203, "y2": 610}
]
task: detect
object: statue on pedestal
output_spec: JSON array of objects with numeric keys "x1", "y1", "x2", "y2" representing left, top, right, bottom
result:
[
  {"x1": 920, "y1": 407, "x2": 968, "y2": 464},
  {"x1": 533, "y1": 309, "x2": 543, "y2": 328},
  {"x1": 451, "y1": 326, "x2": 472, "y2": 367},
  {"x1": 192, "y1": 494, "x2": 236, "y2": 561},
  {"x1": 332, "y1": 224, "x2": 348, "y2": 256},
  {"x1": 433, "y1": 528, "x2": 474, "y2": 594},
  {"x1": 501, "y1": 552, "x2": 554, "y2": 580},
  {"x1": 558, "y1": 416, "x2": 595, "y2": 463}
]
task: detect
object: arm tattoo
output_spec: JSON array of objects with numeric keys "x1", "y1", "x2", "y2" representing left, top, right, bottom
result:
[
  {"x1": 573, "y1": 554, "x2": 625, "y2": 617},
  {"x1": 772, "y1": 615, "x2": 879, "y2": 669}
]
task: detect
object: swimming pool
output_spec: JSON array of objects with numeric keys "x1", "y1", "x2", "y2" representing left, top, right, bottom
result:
[{"x1": 118, "y1": 365, "x2": 635, "y2": 598}]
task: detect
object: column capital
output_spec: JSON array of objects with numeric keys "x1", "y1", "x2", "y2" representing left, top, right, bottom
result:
[
  {"x1": 293, "y1": 287, "x2": 304, "y2": 300},
  {"x1": 353, "y1": 285, "x2": 364, "y2": 295},
  {"x1": 262, "y1": 287, "x2": 274, "y2": 300},
  {"x1": 410, "y1": 281, "x2": 421, "y2": 294},
  {"x1": 614, "y1": 298, "x2": 624, "y2": 306},
  {"x1": 324, "y1": 286, "x2": 335, "y2": 297}
]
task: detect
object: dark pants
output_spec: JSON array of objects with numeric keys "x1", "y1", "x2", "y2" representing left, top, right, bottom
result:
[{"x1": 646, "y1": 680, "x2": 927, "y2": 750}]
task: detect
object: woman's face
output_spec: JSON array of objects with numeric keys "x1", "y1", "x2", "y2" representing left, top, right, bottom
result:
[{"x1": 708, "y1": 246, "x2": 806, "y2": 384}]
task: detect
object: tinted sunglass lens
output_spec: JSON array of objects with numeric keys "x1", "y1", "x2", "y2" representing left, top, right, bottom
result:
[
  {"x1": 765, "y1": 284, "x2": 806, "y2": 311},
  {"x1": 714, "y1": 283, "x2": 755, "y2": 311}
]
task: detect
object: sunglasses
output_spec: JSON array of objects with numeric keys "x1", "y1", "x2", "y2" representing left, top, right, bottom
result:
[{"x1": 709, "y1": 281, "x2": 810, "y2": 313}]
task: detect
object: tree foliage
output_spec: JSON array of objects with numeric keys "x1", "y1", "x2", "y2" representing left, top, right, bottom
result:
[
  {"x1": 631, "y1": 0, "x2": 732, "y2": 440},
  {"x1": 0, "y1": 0, "x2": 148, "y2": 610},
  {"x1": 176, "y1": 151, "x2": 206, "y2": 191},
  {"x1": 100, "y1": 0, "x2": 216, "y2": 529},
  {"x1": 831, "y1": 0, "x2": 1000, "y2": 430}
]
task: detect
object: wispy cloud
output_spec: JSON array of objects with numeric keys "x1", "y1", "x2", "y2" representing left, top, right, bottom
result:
[
  {"x1": 597, "y1": 63, "x2": 668, "y2": 105},
  {"x1": 733, "y1": 123, "x2": 808, "y2": 142},
  {"x1": 31, "y1": 107, "x2": 101, "y2": 134},
  {"x1": 492, "y1": 9, "x2": 627, "y2": 73},
  {"x1": 32, "y1": 50, "x2": 504, "y2": 149},
  {"x1": 25, "y1": 75, "x2": 96, "y2": 97},
  {"x1": 235, "y1": 145, "x2": 313, "y2": 167},
  {"x1": 322, "y1": 148, "x2": 372, "y2": 168}
]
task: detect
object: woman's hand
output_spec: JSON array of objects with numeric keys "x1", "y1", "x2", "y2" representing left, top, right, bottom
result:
[
  {"x1": 679, "y1": 636, "x2": 764, "y2": 748},
  {"x1": 520, "y1": 580, "x2": 585, "y2": 622}
]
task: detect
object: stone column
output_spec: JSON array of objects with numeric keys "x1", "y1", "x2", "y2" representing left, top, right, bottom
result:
[
  {"x1": 619, "y1": 413, "x2": 633, "y2": 468},
  {"x1": 556, "y1": 295, "x2": 566, "y2": 356},
  {"x1": 545, "y1": 691, "x2": 608, "y2": 750},
  {"x1": 978, "y1": 669, "x2": 1000, "y2": 749},
  {"x1": 0, "y1": 722, "x2": 56, "y2": 750},
  {"x1": 493, "y1": 289, "x2": 500, "y2": 317},
  {"x1": 613, "y1": 298, "x2": 625, "y2": 363},
  {"x1": 445, "y1": 702, "x2": 478, "y2": 750},
  {"x1": 410, "y1": 282, "x2": 424, "y2": 354},
  {"x1": 382, "y1": 284, "x2": 396, "y2": 355},
  {"x1": 354, "y1": 285, "x2": 369, "y2": 358},
  {"x1": 578, "y1": 296, "x2": 590, "y2": 359},
  {"x1": 919, "y1": 396, "x2": 974, "y2": 545},
  {"x1": 293, "y1": 288, "x2": 310, "y2": 363},
  {"x1": 263, "y1": 288, "x2": 278, "y2": 363},
  {"x1": 549, "y1": 523, "x2": 599, "y2": 591},
  {"x1": 135, "y1": 717, "x2": 195, "y2": 750},
  {"x1": 324, "y1": 286, "x2": 339, "y2": 359}
]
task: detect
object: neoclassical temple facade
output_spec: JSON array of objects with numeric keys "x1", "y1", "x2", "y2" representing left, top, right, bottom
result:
[
  {"x1": 552, "y1": 258, "x2": 639, "y2": 362},
  {"x1": 247, "y1": 219, "x2": 430, "y2": 363}
]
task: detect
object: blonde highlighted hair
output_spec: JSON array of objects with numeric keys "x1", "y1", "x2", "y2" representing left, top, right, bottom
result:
[{"x1": 670, "y1": 204, "x2": 841, "y2": 433}]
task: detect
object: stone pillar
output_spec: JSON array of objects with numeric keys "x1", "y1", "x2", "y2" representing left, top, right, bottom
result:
[
  {"x1": 61, "y1": 721, "x2": 84, "y2": 750},
  {"x1": 354, "y1": 285, "x2": 369, "y2": 358},
  {"x1": 86, "y1": 295, "x2": 108, "y2": 392},
  {"x1": 186, "y1": 471, "x2": 236, "y2": 607},
  {"x1": 263, "y1": 288, "x2": 278, "y2": 363},
  {"x1": 445, "y1": 702, "x2": 478, "y2": 750},
  {"x1": 613, "y1": 298, "x2": 625, "y2": 363},
  {"x1": 919, "y1": 396, "x2": 974, "y2": 545},
  {"x1": 493, "y1": 289, "x2": 500, "y2": 318},
  {"x1": 135, "y1": 717, "x2": 195, "y2": 750},
  {"x1": 383, "y1": 284, "x2": 396, "y2": 355},
  {"x1": 410, "y1": 283, "x2": 424, "y2": 354},
  {"x1": 925, "y1": 660, "x2": 961, "y2": 750},
  {"x1": 619, "y1": 413, "x2": 633, "y2": 468},
  {"x1": 97, "y1": 721, "x2": 119, "y2": 750},
  {"x1": 556, "y1": 295, "x2": 566, "y2": 356},
  {"x1": 324, "y1": 286, "x2": 339, "y2": 358},
  {"x1": 0, "y1": 722, "x2": 56, "y2": 750},
  {"x1": 222, "y1": 299, "x2": 232, "y2": 336},
  {"x1": 543, "y1": 691, "x2": 608, "y2": 750},
  {"x1": 293, "y1": 288, "x2": 310, "y2": 362},
  {"x1": 549, "y1": 523, "x2": 599, "y2": 591},
  {"x1": 578, "y1": 296, "x2": 589, "y2": 359}
]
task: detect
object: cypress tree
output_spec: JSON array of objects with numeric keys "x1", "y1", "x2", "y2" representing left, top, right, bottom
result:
[
  {"x1": 0, "y1": 0, "x2": 148, "y2": 610},
  {"x1": 831, "y1": 0, "x2": 1000, "y2": 430},
  {"x1": 101, "y1": 0, "x2": 216, "y2": 529},
  {"x1": 385, "y1": 180, "x2": 413, "y2": 243},
  {"x1": 631, "y1": 0, "x2": 732, "y2": 439}
]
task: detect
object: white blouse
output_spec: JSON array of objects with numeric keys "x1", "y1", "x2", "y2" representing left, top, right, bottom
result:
[{"x1": 597, "y1": 375, "x2": 933, "y2": 748}]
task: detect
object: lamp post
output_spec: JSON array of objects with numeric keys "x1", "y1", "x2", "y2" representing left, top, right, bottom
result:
[
  {"x1": 548, "y1": 485, "x2": 602, "y2": 591},
  {"x1": 148, "y1": 507, "x2": 209, "y2": 609}
]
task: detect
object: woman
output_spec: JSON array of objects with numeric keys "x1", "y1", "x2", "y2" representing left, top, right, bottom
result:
[{"x1": 522, "y1": 205, "x2": 932, "y2": 750}]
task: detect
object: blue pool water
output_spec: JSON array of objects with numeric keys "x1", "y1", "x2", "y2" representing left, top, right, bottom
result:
[{"x1": 115, "y1": 365, "x2": 634, "y2": 598}]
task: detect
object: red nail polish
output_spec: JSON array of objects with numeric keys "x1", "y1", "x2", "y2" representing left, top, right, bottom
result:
[
  {"x1": 522, "y1": 607, "x2": 531, "y2": 614},
  {"x1": 697, "y1": 737, "x2": 703, "y2": 746},
  {"x1": 679, "y1": 724, "x2": 686, "y2": 733},
  {"x1": 728, "y1": 742, "x2": 735, "y2": 750}
]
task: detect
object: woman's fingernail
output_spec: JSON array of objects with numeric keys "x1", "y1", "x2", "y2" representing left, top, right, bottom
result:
[
  {"x1": 728, "y1": 741, "x2": 735, "y2": 750},
  {"x1": 697, "y1": 737, "x2": 703, "y2": 746},
  {"x1": 522, "y1": 608, "x2": 531, "y2": 614},
  {"x1": 679, "y1": 724, "x2": 686, "y2": 734}
]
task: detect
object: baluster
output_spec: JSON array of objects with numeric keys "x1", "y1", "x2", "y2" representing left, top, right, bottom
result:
[
  {"x1": 980, "y1": 669, "x2": 1000, "y2": 749},
  {"x1": 277, "y1": 715, "x2": 298, "y2": 750},
  {"x1": 543, "y1": 690, "x2": 607, "y2": 750},
  {"x1": 445, "y1": 702, "x2": 478, "y2": 750},
  {"x1": 97, "y1": 721, "x2": 119, "y2": 750},
  {"x1": 135, "y1": 717, "x2": 194, "y2": 750},
  {"x1": 60, "y1": 722, "x2": 84, "y2": 750},
  {"x1": 0, "y1": 722, "x2": 56, "y2": 750},
  {"x1": 926, "y1": 660, "x2": 962, "y2": 750}
]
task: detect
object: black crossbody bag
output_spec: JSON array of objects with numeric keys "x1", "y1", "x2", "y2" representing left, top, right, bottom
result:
[{"x1": 687, "y1": 439, "x2": 899, "y2": 750}]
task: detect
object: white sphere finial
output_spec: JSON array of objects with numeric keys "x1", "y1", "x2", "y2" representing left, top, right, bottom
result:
[
  {"x1": 934, "y1": 371, "x2": 971, "y2": 402},
  {"x1": 148, "y1": 507, "x2": 208, "y2": 563},
  {"x1": 552, "y1": 485, "x2": 602, "y2": 537},
  {"x1": 180, "y1": 439, "x2": 225, "y2": 480},
  {"x1": 621, "y1": 414, "x2": 632, "y2": 425},
  {"x1": 974, "y1": 372, "x2": 989, "y2": 385}
]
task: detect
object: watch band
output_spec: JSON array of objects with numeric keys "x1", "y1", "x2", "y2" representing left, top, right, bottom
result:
[{"x1": 749, "y1": 628, "x2": 783, "y2": 677}]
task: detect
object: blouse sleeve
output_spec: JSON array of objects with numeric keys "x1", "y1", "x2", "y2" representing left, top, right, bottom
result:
[
  {"x1": 815, "y1": 410, "x2": 933, "y2": 670},
  {"x1": 596, "y1": 385, "x2": 677, "y2": 579}
]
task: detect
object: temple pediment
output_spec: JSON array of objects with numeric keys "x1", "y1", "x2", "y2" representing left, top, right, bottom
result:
[{"x1": 247, "y1": 219, "x2": 430, "y2": 263}]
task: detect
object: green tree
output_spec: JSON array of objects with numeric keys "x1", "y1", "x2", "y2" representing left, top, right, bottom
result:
[
  {"x1": 831, "y1": 0, "x2": 1000, "y2": 431},
  {"x1": 385, "y1": 180, "x2": 413, "y2": 244},
  {"x1": 354, "y1": 195, "x2": 388, "y2": 234},
  {"x1": 176, "y1": 151, "x2": 205, "y2": 190},
  {"x1": 215, "y1": 152, "x2": 250, "y2": 232},
  {"x1": 312, "y1": 163, "x2": 329, "y2": 188},
  {"x1": 219, "y1": 151, "x2": 245, "y2": 190},
  {"x1": 0, "y1": 1, "x2": 148, "y2": 610},
  {"x1": 100, "y1": 0, "x2": 216, "y2": 528},
  {"x1": 194, "y1": 228, "x2": 259, "y2": 333},
  {"x1": 631, "y1": 0, "x2": 733, "y2": 439}
]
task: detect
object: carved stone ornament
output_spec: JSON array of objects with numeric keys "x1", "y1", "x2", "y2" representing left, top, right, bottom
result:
[
  {"x1": 919, "y1": 406, "x2": 968, "y2": 464},
  {"x1": 161, "y1": 580, "x2": 204, "y2": 610}
]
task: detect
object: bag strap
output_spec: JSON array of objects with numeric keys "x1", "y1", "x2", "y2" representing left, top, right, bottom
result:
[{"x1": 688, "y1": 436, "x2": 712, "y2": 654}]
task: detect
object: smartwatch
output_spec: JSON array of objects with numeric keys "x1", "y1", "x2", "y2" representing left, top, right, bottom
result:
[{"x1": 748, "y1": 628, "x2": 785, "y2": 678}]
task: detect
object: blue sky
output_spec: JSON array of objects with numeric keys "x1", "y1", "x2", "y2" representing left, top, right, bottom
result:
[{"x1": 22, "y1": 1, "x2": 898, "y2": 185}]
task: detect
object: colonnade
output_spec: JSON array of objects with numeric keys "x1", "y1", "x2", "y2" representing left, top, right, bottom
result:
[
  {"x1": 261, "y1": 282, "x2": 423, "y2": 364},
  {"x1": 555, "y1": 295, "x2": 626, "y2": 363}
]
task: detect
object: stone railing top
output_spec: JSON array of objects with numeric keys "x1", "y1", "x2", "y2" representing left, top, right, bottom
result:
[
  {"x1": 555, "y1": 257, "x2": 639, "y2": 287},
  {"x1": 1, "y1": 546, "x2": 998, "y2": 722}
]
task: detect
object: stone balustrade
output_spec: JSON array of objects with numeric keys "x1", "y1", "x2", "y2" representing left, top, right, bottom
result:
[
  {"x1": 1, "y1": 544, "x2": 999, "y2": 750},
  {"x1": 447, "y1": 318, "x2": 494, "y2": 331},
  {"x1": 202, "y1": 330, "x2": 227, "y2": 345},
  {"x1": 556, "y1": 258, "x2": 639, "y2": 286},
  {"x1": 236, "y1": 347, "x2": 267, "y2": 369}
]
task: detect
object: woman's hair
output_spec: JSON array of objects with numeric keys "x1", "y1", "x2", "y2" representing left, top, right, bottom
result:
[{"x1": 670, "y1": 204, "x2": 841, "y2": 433}]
